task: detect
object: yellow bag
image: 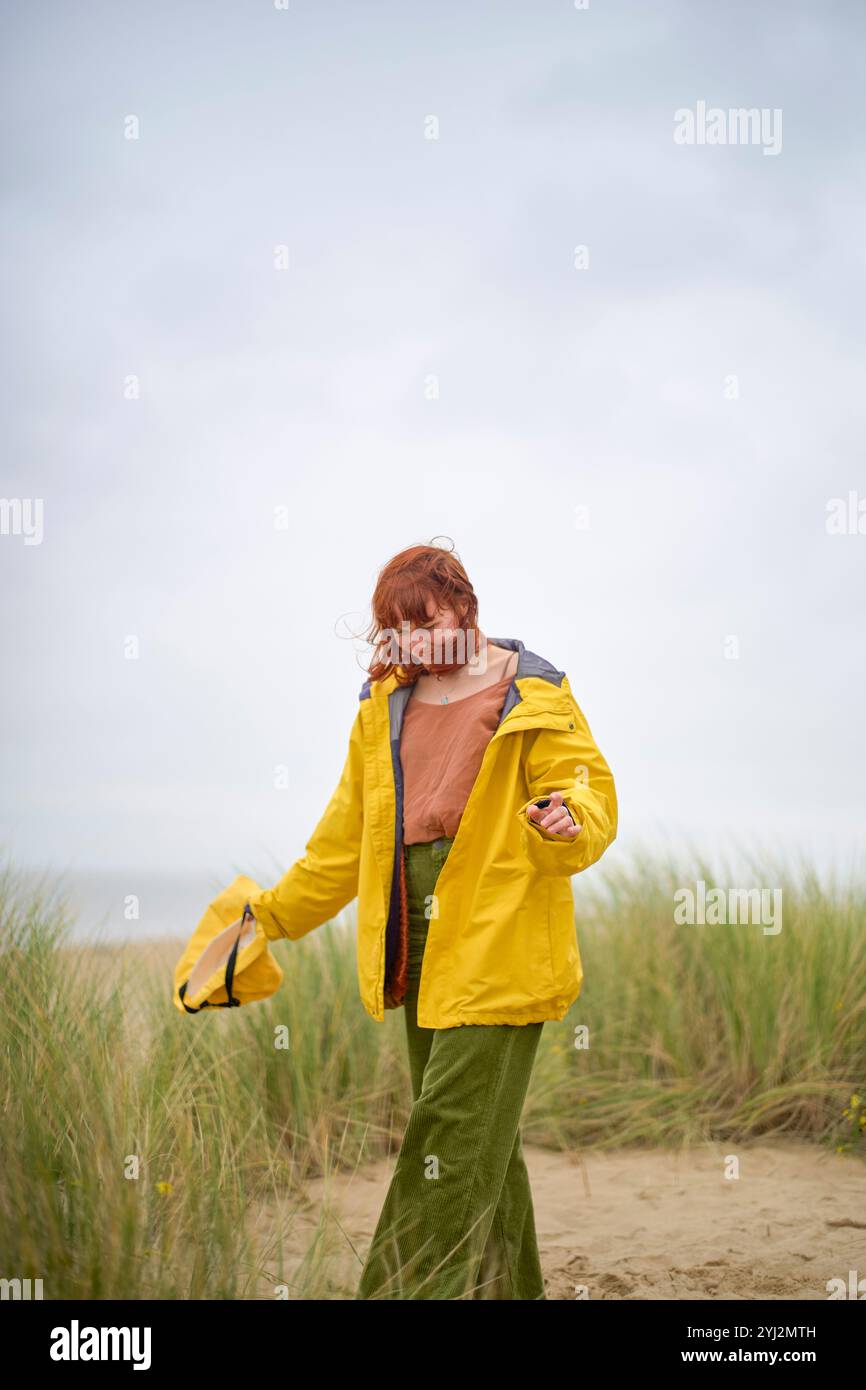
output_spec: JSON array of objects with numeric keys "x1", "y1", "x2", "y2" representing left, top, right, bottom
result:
[{"x1": 173, "y1": 875, "x2": 283, "y2": 1014}]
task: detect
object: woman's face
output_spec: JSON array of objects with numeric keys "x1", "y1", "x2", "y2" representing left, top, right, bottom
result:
[{"x1": 395, "y1": 595, "x2": 467, "y2": 670}]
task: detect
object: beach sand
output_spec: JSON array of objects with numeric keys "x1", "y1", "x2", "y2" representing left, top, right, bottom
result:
[
  {"x1": 266, "y1": 1139, "x2": 865, "y2": 1300},
  {"x1": 77, "y1": 937, "x2": 864, "y2": 1300}
]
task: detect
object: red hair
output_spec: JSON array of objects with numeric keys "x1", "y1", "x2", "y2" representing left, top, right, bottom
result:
[{"x1": 365, "y1": 542, "x2": 479, "y2": 685}]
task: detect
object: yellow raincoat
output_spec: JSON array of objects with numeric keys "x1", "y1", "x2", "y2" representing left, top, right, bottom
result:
[{"x1": 247, "y1": 638, "x2": 617, "y2": 1029}]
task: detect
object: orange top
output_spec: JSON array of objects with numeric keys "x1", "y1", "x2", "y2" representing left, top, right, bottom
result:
[{"x1": 400, "y1": 672, "x2": 514, "y2": 844}]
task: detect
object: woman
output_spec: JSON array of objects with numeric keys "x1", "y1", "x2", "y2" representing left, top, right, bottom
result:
[{"x1": 244, "y1": 542, "x2": 618, "y2": 1299}]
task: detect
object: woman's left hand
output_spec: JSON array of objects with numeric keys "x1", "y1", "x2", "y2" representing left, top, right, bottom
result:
[{"x1": 526, "y1": 790, "x2": 582, "y2": 838}]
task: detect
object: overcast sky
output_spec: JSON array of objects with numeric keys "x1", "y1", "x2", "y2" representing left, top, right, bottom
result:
[{"x1": 1, "y1": 0, "x2": 864, "y2": 906}]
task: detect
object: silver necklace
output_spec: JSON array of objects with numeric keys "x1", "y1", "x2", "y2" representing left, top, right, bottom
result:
[{"x1": 432, "y1": 649, "x2": 511, "y2": 703}]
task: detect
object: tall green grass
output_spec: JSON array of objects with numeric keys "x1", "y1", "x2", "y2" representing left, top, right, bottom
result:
[
  {"x1": 0, "y1": 855, "x2": 863, "y2": 1298},
  {"x1": 530, "y1": 850, "x2": 866, "y2": 1151}
]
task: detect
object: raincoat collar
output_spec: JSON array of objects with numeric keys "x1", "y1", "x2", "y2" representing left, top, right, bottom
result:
[
  {"x1": 382, "y1": 635, "x2": 569, "y2": 740},
  {"x1": 484, "y1": 636, "x2": 567, "y2": 723}
]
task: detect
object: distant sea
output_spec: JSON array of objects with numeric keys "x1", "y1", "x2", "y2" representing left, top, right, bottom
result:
[
  {"x1": 14, "y1": 868, "x2": 231, "y2": 944},
  {"x1": 11, "y1": 867, "x2": 359, "y2": 945}
]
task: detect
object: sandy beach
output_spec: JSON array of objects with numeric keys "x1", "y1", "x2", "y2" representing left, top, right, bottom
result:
[{"x1": 269, "y1": 1139, "x2": 866, "y2": 1300}]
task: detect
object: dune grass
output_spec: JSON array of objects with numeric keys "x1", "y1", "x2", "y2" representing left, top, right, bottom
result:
[{"x1": 0, "y1": 855, "x2": 863, "y2": 1298}]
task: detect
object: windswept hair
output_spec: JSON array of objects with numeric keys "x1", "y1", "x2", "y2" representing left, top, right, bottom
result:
[{"x1": 365, "y1": 540, "x2": 479, "y2": 685}]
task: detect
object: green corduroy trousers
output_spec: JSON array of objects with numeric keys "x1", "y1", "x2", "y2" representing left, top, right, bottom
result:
[{"x1": 355, "y1": 836, "x2": 546, "y2": 1300}]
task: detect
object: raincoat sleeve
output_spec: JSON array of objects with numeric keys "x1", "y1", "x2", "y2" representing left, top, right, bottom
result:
[
  {"x1": 516, "y1": 695, "x2": 617, "y2": 878},
  {"x1": 246, "y1": 705, "x2": 365, "y2": 940}
]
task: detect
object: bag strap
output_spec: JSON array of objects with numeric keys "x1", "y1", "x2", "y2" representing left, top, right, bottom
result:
[{"x1": 178, "y1": 904, "x2": 252, "y2": 1013}]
